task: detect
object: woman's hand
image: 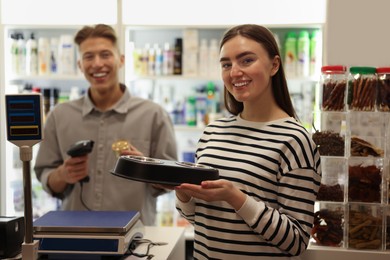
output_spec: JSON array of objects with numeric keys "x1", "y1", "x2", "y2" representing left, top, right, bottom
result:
[{"x1": 175, "y1": 179, "x2": 247, "y2": 210}]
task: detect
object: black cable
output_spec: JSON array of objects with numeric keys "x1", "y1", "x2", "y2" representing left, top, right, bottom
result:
[
  {"x1": 125, "y1": 238, "x2": 168, "y2": 259},
  {"x1": 79, "y1": 182, "x2": 92, "y2": 211}
]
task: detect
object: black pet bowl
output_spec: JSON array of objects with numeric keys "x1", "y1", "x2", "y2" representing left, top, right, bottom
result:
[{"x1": 111, "y1": 155, "x2": 219, "y2": 185}]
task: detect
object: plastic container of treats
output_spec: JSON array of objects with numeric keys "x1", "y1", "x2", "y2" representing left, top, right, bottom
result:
[
  {"x1": 320, "y1": 65, "x2": 347, "y2": 111},
  {"x1": 376, "y1": 67, "x2": 390, "y2": 112},
  {"x1": 347, "y1": 66, "x2": 377, "y2": 111}
]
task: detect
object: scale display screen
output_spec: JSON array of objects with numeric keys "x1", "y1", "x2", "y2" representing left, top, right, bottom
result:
[{"x1": 5, "y1": 94, "x2": 43, "y2": 141}]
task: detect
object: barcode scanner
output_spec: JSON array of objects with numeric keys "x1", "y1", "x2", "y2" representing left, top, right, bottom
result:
[{"x1": 66, "y1": 140, "x2": 94, "y2": 183}]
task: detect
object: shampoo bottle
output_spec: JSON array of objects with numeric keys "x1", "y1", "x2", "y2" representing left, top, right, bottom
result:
[
  {"x1": 284, "y1": 31, "x2": 297, "y2": 78},
  {"x1": 297, "y1": 30, "x2": 310, "y2": 77},
  {"x1": 198, "y1": 39, "x2": 209, "y2": 77},
  {"x1": 26, "y1": 33, "x2": 38, "y2": 75},
  {"x1": 38, "y1": 37, "x2": 50, "y2": 75}
]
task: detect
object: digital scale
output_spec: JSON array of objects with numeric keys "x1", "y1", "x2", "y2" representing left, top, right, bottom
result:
[{"x1": 33, "y1": 211, "x2": 144, "y2": 255}]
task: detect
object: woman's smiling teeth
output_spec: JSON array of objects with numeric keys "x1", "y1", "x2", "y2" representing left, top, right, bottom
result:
[{"x1": 234, "y1": 81, "x2": 250, "y2": 87}]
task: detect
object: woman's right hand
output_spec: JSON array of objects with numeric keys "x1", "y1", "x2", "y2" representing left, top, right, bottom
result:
[{"x1": 152, "y1": 183, "x2": 192, "y2": 203}]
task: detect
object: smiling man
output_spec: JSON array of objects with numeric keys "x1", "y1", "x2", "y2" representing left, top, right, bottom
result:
[{"x1": 34, "y1": 24, "x2": 177, "y2": 225}]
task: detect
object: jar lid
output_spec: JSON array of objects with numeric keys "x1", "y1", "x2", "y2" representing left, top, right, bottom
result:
[
  {"x1": 349, "y1": 66, "x2": 376, "y2": 74},
  {"x1": 321, "y1": 65, "x2": 346, "y2": 74},
  {"x1": 376, "y1": 67, "x2": 390, "y2": 74}
]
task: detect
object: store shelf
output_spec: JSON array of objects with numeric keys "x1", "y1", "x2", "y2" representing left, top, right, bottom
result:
[{"x1": 8, "y1": 74, "x2": 85, "y2": 82}]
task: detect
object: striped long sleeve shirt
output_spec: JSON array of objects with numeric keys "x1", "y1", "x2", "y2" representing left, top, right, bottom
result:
[{"x1": 176, "y1": 115, "x2": 321, "y2": 260}]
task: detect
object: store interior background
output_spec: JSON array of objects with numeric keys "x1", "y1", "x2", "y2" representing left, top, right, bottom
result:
[{"x1": 1, "y1": 0, "x2": 390, "y2": 259}]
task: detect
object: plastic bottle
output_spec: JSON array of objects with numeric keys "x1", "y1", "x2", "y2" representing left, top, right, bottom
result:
[
  {"x1": 208, "y1": 39, "x2": 219, "y2": 78},
  {"x1": 10, "y1": 33, "x2": 19, "y2": 75},
  {"x1": 173, "y1": 38, "x2": 183, "y2": 75},
  {"x1": 148, "y1": 44, "x2": 156, "y2": 76},
  {"x1": 154, "y1": 44, "x2": 163, "y2": 76},
  {"x1": 140, "y1": 43, "x2": 150, "y2": 76},
  {"x1": 320, "y1": 65, "x2": 347, "y2": 111},
  {"x1": 58, "y1": 35, "x2": 75, "y2": 75},
  {"x1": 297, "y1": 30, "x2": 310, "y2": 77},
  {"x1": 198, "y1": 39, "x2": 209, "y2": 77},
  {"x1": 38, "y1": 37, "x2": 50, "y2": 75},
  {"x1": 284, "y1": 31, "x2": 297, "y2": 78},
  {"x1": 185, "y1": 96, "x2": 196, "y2": 126},
  {"x1": 162, "y1": 42, "x2": 174, "y2": 75},
  {"x1": 195, "y1": 93, "x2": 207, "y2": 127},
  {"x1": 50, "y1": 37, "x2": 59, "y2": 74},
  {"x1": 25, "y1": 33, "x2": 38, "y2": 75},
  {"x1": 206, "y1": 81, "x2": 218, "y2": 119},
  {"x1": 16, "y1": 33, "x2": 26, "y2": 75},
  {"x1": 310, "y1": 30, "x2": 322, "y2": 77}
]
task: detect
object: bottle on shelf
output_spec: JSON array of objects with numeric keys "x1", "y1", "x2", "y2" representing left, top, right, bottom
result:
[
  {"x1": 50, "y1": 37, "x2": 59, "y2": 74},
  {"x1": 38, "y1": 37, "x2": 50, "y2": 75},
  {"x1": 297, "y1": 30, "x2": 310, "y2": 77},
  {"x1": 10, "y1": 33, "x2": 19, "y2": 75},
  {"x1": 16, "y1": 33, "x2": 26, "y2": 75},
  {"x1": 284, "y1": 31, "x2": 297, "y2": 78},
  {"x1": 208, "y1": 38, "x2": 219, "y2": 78},
  {"x1": 154, "y1": 44, "x2": 163, "y2": 76},
  {"x1": 148, "y1": 44, "x2": 156, "y2": 76},
  {"x1": 310, "y1": 30, "x2": 322, "y2": 77},
  {"x1": 198, "y1": 38, "x2": 209, "y2": 77},
  {"x1": 185, "y1": 95, "x2": 196, "y2": 126},
  {"x1": 140, "y1": 43, "x2": 150, "y2": 76},
  {"x1": 25, "y1": 33, "x2": 38, "y2": 76},
  {"x1": 173, "y1": 38, "x2": 183, "y2": 75},
  {"x1": 162, "y1": 42, "x2": 174, "y2": 76},
  {"x1": 58, "y1": 34, "x2": 75, "y2": 75}
]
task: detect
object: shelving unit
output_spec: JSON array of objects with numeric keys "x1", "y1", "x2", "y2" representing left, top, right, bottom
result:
[{"x1": 311, "y1": 72, "x2": 390, "y2": 254}]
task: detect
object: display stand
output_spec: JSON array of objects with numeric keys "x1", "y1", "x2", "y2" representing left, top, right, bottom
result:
[
  {"x1": 5, "y1": 94, "x2": 44, "y2": 260},
  {"x1": 20, "y1": 145, "x2": 39, "y2": 260}
]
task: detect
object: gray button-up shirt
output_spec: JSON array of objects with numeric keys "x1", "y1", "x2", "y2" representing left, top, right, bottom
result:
[{"x1": 34, "y1": 85, "x2": 177, "y2": 225}]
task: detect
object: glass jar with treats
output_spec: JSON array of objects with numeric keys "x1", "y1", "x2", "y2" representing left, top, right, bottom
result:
[
  {"x1": 320, "y1": 65, "x2": 347, "y2": 111},
  {"x1": 376, "y1": 67, "x2": 390, "y2": 112},
  {"x1": 347, "y1": 66, "x2": 377, "y2": 111}
]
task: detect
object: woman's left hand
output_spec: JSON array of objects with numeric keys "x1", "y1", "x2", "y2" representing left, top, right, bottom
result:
[{"x1": 175, "y1": 179, "x2": 247, "y2": 210}]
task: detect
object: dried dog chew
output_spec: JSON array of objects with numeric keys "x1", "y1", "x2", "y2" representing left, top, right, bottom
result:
[
  {"x1": 312, "y1": 131, "x2": 345, "y2": 156},
  {"x1": 312, "y1": 209, "x2": 344, "y2": 247},
  {"x1": 322, "y1": 80, "x2": 347, "y2": 111},
  {"x1": 349, "y1": 77, "x2": 376, "y2": 111},
  {"x1": 348, "y1": 210, "x2": 382, "y2": 249},
  {"x1": 377, "y1": 76, "x2": 390, "y2": 111},
  {"x1": 350, "y1": 136, "x2": 384, "y2": 157},
  {"x1": 317, "y1": 183, "x2": 344, "y2": 202},
  {"x1": 348, "y1": 164, "x2": 381, "y2": 203}
]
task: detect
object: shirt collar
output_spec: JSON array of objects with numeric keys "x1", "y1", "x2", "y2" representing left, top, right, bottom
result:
[{"x1": 81, "y1": 84, "x2": 131, "y2": 116}]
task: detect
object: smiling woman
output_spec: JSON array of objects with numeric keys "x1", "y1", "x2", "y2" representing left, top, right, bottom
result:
[{"x1": 174, "y1": 24, "x2": 321, "y2": 259}]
